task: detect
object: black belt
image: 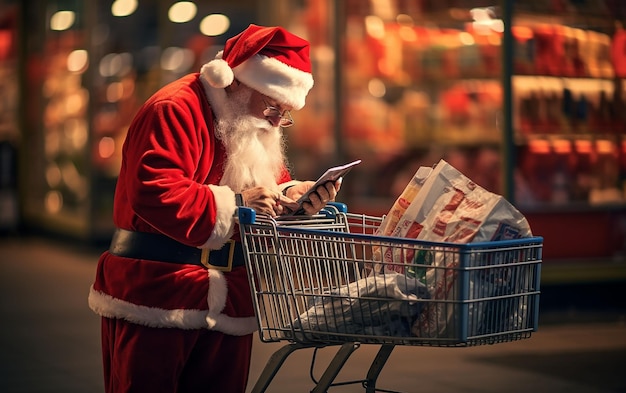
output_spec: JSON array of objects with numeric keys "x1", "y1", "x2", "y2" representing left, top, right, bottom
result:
[{"x1": 108, "y1": 228, "x2": 245, "y2": 271}]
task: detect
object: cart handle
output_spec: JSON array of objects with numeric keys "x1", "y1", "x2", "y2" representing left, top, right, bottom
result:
[
  {"x1": 325, "y1": 201, "x2": 348, "y2": 213},
  {"x1": 237, "y1": 207, "x2": 257, "y2": 224},
  {"x1": 237, "y1": 202, "x2": 348, "y2": 225}
]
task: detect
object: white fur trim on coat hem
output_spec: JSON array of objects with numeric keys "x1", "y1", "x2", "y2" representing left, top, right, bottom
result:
[
  {"x1": 88, "y1": 286, "x2": 257, "y2": 335},
  {"x1": 206, "y1": 269, "x2": 226, "y2": 313},
  {"x1": 206, "y1": 314, "x2": 258, "y2": 336},
  {"x1": 203, "y1": 269, "x2": 258, "y2": 335}
]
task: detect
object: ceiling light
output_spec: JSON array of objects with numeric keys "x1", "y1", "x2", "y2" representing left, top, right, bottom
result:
[
  {"x1": 199, "y1": 14, "x2": 230, "y2": 36},
  {"x1": 169, "y1": 1, "x2": 197, "y2": 23},
  {"x1": 111, "y1": 0, "x2": 137, "y2": 17},
  {"x1": 50, "y1": 11, "x2": 75, "y2": 31}
]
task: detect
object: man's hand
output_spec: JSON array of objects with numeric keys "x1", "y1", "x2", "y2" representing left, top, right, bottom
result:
[
  {"x1": 284, "y1": 179, "x2": 342, "y2": 215},
  {"x1": 240, "y1": 187, "x2": 294, "y2": 217}
]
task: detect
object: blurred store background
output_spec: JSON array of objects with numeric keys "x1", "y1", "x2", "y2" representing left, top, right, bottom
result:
[{"x1": 0, "y1": 0, "x2": 625, "y2": 294}]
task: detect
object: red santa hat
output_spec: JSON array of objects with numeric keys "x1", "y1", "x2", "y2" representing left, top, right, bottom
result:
[{"x1": 201, "y1": 24, "x2": 314, "y2": 110}]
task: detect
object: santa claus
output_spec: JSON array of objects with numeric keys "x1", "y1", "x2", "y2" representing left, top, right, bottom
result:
[{"x1": 88, "y1": 24, "x2": 339, "y2": 393}]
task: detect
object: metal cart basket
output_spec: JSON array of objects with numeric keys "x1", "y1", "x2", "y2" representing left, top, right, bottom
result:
[{"x1": 238, "y1": 204, "x2": 542, "y2": 393}]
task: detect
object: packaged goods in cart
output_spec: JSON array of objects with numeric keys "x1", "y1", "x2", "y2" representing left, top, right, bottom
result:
[
  {"x1": 413, "y1": 159, "x2": 531, "y2": 241},
  {"x1": 377, "y1": 159, "x2": 533, "y2": 338},
  {"x1": 372, "y1": 165, "x2": 432, "y2": 272},
  {"x1": 382, "y1": 159, "x2": 532, "y2": 269},
  {"x1": 376, "y1": 165, "x2": 433, "y2": 238}
]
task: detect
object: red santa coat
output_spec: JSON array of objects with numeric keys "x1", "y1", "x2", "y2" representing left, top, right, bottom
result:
[{"x1": 88, "y1": 73, "x2": 292, "y2": 335}]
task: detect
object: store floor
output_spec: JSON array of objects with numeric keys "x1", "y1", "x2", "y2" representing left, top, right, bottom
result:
[{"x1": 1, "y1": 235, "x2": 625, "y2": 393}]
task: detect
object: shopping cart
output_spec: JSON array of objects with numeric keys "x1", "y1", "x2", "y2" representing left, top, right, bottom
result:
[{"x1": 238, "y1": 203, "x2": 543, "y2": 393}]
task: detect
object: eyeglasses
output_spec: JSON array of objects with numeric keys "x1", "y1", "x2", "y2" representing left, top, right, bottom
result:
[{"x1": 263, "y1": 100, "x2": 294, "y2": 128}]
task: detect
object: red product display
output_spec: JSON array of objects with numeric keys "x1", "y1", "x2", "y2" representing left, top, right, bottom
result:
[
  {"x1": 611, "y1": 26, "x2": 626, "y2": 77},
  {"x1": 534, "y1": 25, "x2": 563, "y2": 75}
]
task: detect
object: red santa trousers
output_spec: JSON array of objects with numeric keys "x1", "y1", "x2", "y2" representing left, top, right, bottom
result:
[{"x1": 101, "y1": 317, "x2": 253, "y2": 393}]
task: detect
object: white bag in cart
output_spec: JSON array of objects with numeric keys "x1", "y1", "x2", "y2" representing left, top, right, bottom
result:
[
  {"x1": 380, "y1": 159, "x2": 533, "y2": 338},
  {"x1": 293, "y1": 272, "x2": 428, "y2": 339}
]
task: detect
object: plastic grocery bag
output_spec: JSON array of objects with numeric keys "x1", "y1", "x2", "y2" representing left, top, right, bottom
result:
[{"x1": 292, "y1": 272, "x2": 428, "y2": 339}]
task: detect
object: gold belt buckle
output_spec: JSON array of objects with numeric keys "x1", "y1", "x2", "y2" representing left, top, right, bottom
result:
[{"x1": 200, "y1": 240, "x2": 236, "y2": 272}]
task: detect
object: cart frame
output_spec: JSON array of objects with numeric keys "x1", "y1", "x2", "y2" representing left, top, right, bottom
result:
[{"x1": 238, "y1": 204, "x2": 543, "y2": 392}]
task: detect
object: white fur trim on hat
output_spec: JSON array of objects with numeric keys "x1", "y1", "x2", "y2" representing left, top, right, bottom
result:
[
  {"x1": 234, "y1": 54, "x2": 314, "y2": 110},
  {"x1": 200, "y1": 51, "x2": 234, "y2": 89}
]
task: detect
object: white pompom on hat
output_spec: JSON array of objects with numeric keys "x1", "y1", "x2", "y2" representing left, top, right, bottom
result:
[{"x1": 201, "y1": 24, "x2": 314, "y2": 110}]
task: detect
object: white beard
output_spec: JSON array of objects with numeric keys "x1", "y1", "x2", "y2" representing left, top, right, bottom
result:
[{"x1": 208, "y1": 84, "x2": 288, "y2": 193}]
